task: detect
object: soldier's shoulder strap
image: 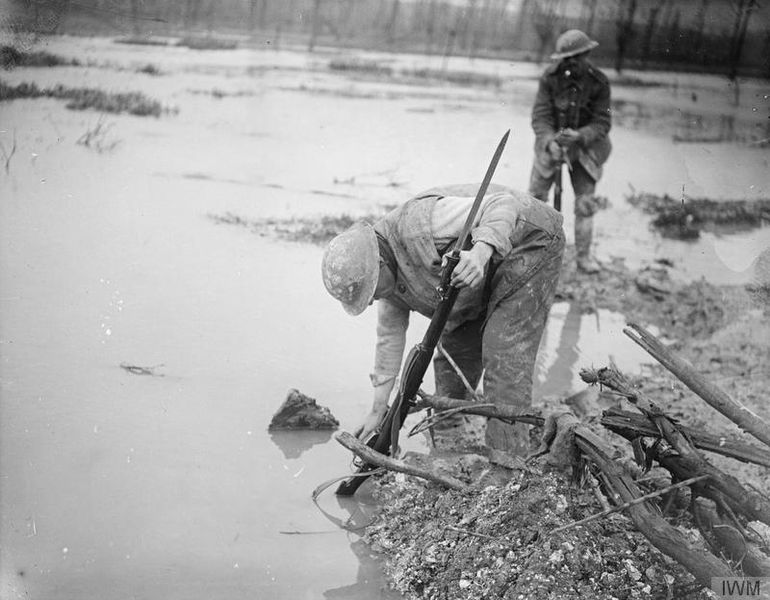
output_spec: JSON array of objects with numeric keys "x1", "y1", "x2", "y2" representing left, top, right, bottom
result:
[{"x1": 586, "y1": 61, "x2": 609, "y2": 86}]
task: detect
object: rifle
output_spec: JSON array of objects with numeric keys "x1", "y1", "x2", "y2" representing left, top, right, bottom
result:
[
  {"x1": 553, "y1": 154, "x2": 563, "y2": 213},
  {"x1": 553, "y1": 86, "x2": 580, "y2": 213},
  {"x1": 335, "y1": 130, "x2": 510, "y2": 496}
]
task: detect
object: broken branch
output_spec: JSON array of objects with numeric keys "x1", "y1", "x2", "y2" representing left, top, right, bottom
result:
[
  {"x1": 335, "y1": 431, "x2": 467, "y2": 491},
  {"x1": 624, "y1": 322, "x2": 770, "y2": 449},
  {"x1": 551, "y1": 474, "x2": 710, "y2": 535}
]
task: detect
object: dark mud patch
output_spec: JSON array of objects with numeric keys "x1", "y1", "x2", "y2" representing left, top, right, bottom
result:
[
  {"x1": 557, "y1": 247, "x2": 738, "y2": 341},
  {"x1": 365, "y1": 469, "x2": 706, "y2": 600},
  {"x1": 208, "y1": 209, "x2": 393, "y2": 244},
  {"x1": 626, "y1": 192, "x2": 770, "y2": 239},
  {"x1": 0, "y1": 80, "x2": 169, "y2": 117}
]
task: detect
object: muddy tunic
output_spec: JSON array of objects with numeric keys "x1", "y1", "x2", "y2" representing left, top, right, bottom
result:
[
  {"x1": 531, "y1": 59, "x2": 612, "y2": 183},
  {"x1": 372, "y1": 183, "x2": 565, "y2": 453}
]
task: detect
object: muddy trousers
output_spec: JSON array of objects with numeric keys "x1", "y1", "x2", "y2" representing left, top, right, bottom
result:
[
  {"x1": 433, "y1": 230, "x2": 565, "y2": 455},
  {"x1": 528, "y1": 162, "x2": 599, "y2": 263}
]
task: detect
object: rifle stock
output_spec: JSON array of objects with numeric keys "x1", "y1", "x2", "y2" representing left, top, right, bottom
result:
[{"x1": 334, "y1": 131, "x2": 509, "y2": 496}]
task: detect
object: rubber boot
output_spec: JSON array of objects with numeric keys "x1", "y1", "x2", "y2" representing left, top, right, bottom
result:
[{"x1": 574, "y1": 215, "x2": 601, "y2": 274}]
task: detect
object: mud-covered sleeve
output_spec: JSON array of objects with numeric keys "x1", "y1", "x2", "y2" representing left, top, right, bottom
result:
[
  {"x1": 369, "y1": 299, "x2": 410, "y2": 387},
  {"x1": 531, "y1": 76, "x2": 557, "y2": 141},
  {"x1": 470, "y1": 192, "x2": 519, "y2": 258},
  {"x1": 578, "y1": 78, "x2": 611, "y2": 145}
]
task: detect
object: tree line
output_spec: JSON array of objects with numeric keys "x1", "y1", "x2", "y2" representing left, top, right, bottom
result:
[{"x1": 10, "y1": 0, "x2": 770, "y2": 77}]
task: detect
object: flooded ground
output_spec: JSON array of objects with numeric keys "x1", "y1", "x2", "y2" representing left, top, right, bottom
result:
[{"x1": 0, "y1": 35, "x2": 768, "y2": 599}]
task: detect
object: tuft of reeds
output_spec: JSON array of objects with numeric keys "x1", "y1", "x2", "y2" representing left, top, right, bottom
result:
[
  {"x1": 1, "y1": 45, "x2": 80, "y2": 69},
  {"x1": 177, "y1": 36, "x2": 238, "y2": 51},
  {"x1": 0, "y1": 80, "x2": 167, "y2": 117}
]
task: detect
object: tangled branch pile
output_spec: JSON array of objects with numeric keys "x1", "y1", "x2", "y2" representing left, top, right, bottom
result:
[{"x1": 337, "y1": 324, "x2": 770, "y2": 598}]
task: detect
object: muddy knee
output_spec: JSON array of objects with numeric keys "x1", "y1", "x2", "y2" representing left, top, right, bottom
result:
[{"x1": 575, "y1": 193, "x2": 600, "y2": 217}]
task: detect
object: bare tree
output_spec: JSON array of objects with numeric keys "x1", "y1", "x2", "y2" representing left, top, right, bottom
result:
[
  {"x1": 531, "y1": 0, "x2": 566, "y2": 63},
  {"x1": 692, "y1": 0, "x2": 711, "y2": 64},
  {"x1": 488, "y1": 0, "x2": 512, "y2": 47},
  {"x1": 640, "y1": 0, "x2": 669, "y2": 69},
  {"x1": 514, "y1": 0, "x2": 533, "y2": 47},
  {"x1": 614, "y1": 0, "x2": 638, "y2": 73},
  {"x1": 425, "y1": 0, "x2": 439, "y2": 54},
  {"x1": 442, "y1": 6, "x2": 464, "y2": 70},
  {"x1": 727, "y1": 0, "x2": 758, "y2": 98},
  {"x1": 130, "y1": 0, "x2": 142, "y2": 36},
  {"x1": 581, "y1": 0, "x2": 599, "y2": 36},
  {"x1": 308, "y1": 0, "x2": 322, "y2": 51},
  {"x1": 249, "y1": 0, "x2": 268, "y2": 32},
  {"x1": 386, "y1": 0, "x2": 401, "y2": 45},
  {"x1": 184, "y1": 0, "x2": 202, "y2": 29},
  {"x1": 469, "y1": 0, "x2": 494, "y2": 59}
]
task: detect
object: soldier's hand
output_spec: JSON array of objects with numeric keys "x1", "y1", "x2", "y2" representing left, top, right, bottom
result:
[
  {"x1": 449, "y1": 242, "x2": 494, "y2": 289},
  {"x1": 547, "y1": 140, "x2": 563, "y2": 160},
  {"x1": 354, "y1": 406, "x2": 387, "y2": 441},
  {"x1": 555, "y1": 128, "x2": 582, "y2": 147}
]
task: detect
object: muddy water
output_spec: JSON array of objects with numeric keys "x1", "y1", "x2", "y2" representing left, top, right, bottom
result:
[{"x1": 1, "y1": 36, "x2": 768, "y2": 599}]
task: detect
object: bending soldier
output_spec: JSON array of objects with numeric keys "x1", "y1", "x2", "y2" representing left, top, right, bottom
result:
[
  {"x1": 321, "y1": 184, "x2": 564, "y2": 455},
  {"x1": 528, "y1": 29, "x2": 612, "y2": 274}
]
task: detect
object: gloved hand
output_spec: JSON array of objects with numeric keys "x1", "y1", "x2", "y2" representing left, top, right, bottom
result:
[{"x1": 555, "y1": 128, "x2": 582, "y2": 148}]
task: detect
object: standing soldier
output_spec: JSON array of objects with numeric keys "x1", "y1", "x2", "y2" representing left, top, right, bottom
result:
[{"x1": 528, "y1": 29, "x2": 612, "y2": 274}]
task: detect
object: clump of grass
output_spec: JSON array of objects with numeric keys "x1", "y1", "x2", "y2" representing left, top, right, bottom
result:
[
  {"x1": 0, "y1": 80, "x2": 167, "y2": 117},
  {"x1": 137, "y1": 63, "x2": 162, "y2": 76},
  {"x1": 614, "y1": 75, "x2": 664, "y2": 88},
  {"x1": 404, "y1": 67, "x2": 502, "y2": 88},
  {"x1": 1, "y1": 45, "x2": 80, "y2": 69},
  {"x1": 328, "y1": 58, "x2": 394, "y2": 77},
  {"x1": 115, "y1": 36, "x2": 170, "y2": 47},
  {"x1": 326, "y1": 59, "x2": 502, "y2": 88},
  {"x1": 177, "y1": 36, "x2": 238, "y2": 50}
]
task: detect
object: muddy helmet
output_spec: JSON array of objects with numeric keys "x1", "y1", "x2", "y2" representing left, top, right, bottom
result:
[
  {"x1": 321, "y1": 221, "x2": 380, "y2": 315},
  {"x1": 551, "y1": 29, "x2": 598, "y2": 61}
]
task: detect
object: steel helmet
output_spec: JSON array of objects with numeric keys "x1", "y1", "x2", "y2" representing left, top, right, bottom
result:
[
  {"x1": 551, "y1": 29, "x2": 598, "y2": 61},
  {"x1": 321, "y1": 221, "x2": 380, "y2": 315}
]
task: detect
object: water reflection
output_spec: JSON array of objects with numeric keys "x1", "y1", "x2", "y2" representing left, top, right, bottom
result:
[
  {"x1": 270, "y1": 430, "x2": 334, "y2": 459},
  {"x1": 324, "y1": 537, "x2": 399, "y2": 599},
  {"x1": 536, "y1": 302, "x2": 659, "y2": 398},
  {"x1": 536, "y1": 301, "x2": 582, "y2": 399},
  {"x1": 319, "y1": 488, "x2": 401, "y2": 600}
]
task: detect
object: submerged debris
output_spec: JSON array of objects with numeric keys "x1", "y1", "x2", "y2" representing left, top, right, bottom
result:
[
  {"x1": 119, "y1": 362, "x2": 164, "y2": 377},
  {"x1": 269, "y1": 389, "x2": 339, "y2": 431}
]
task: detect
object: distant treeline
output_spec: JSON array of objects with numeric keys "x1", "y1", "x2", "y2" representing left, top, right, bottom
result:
[{"x1": 6, "y1": 0, "x2": 770, "y2": 77}]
